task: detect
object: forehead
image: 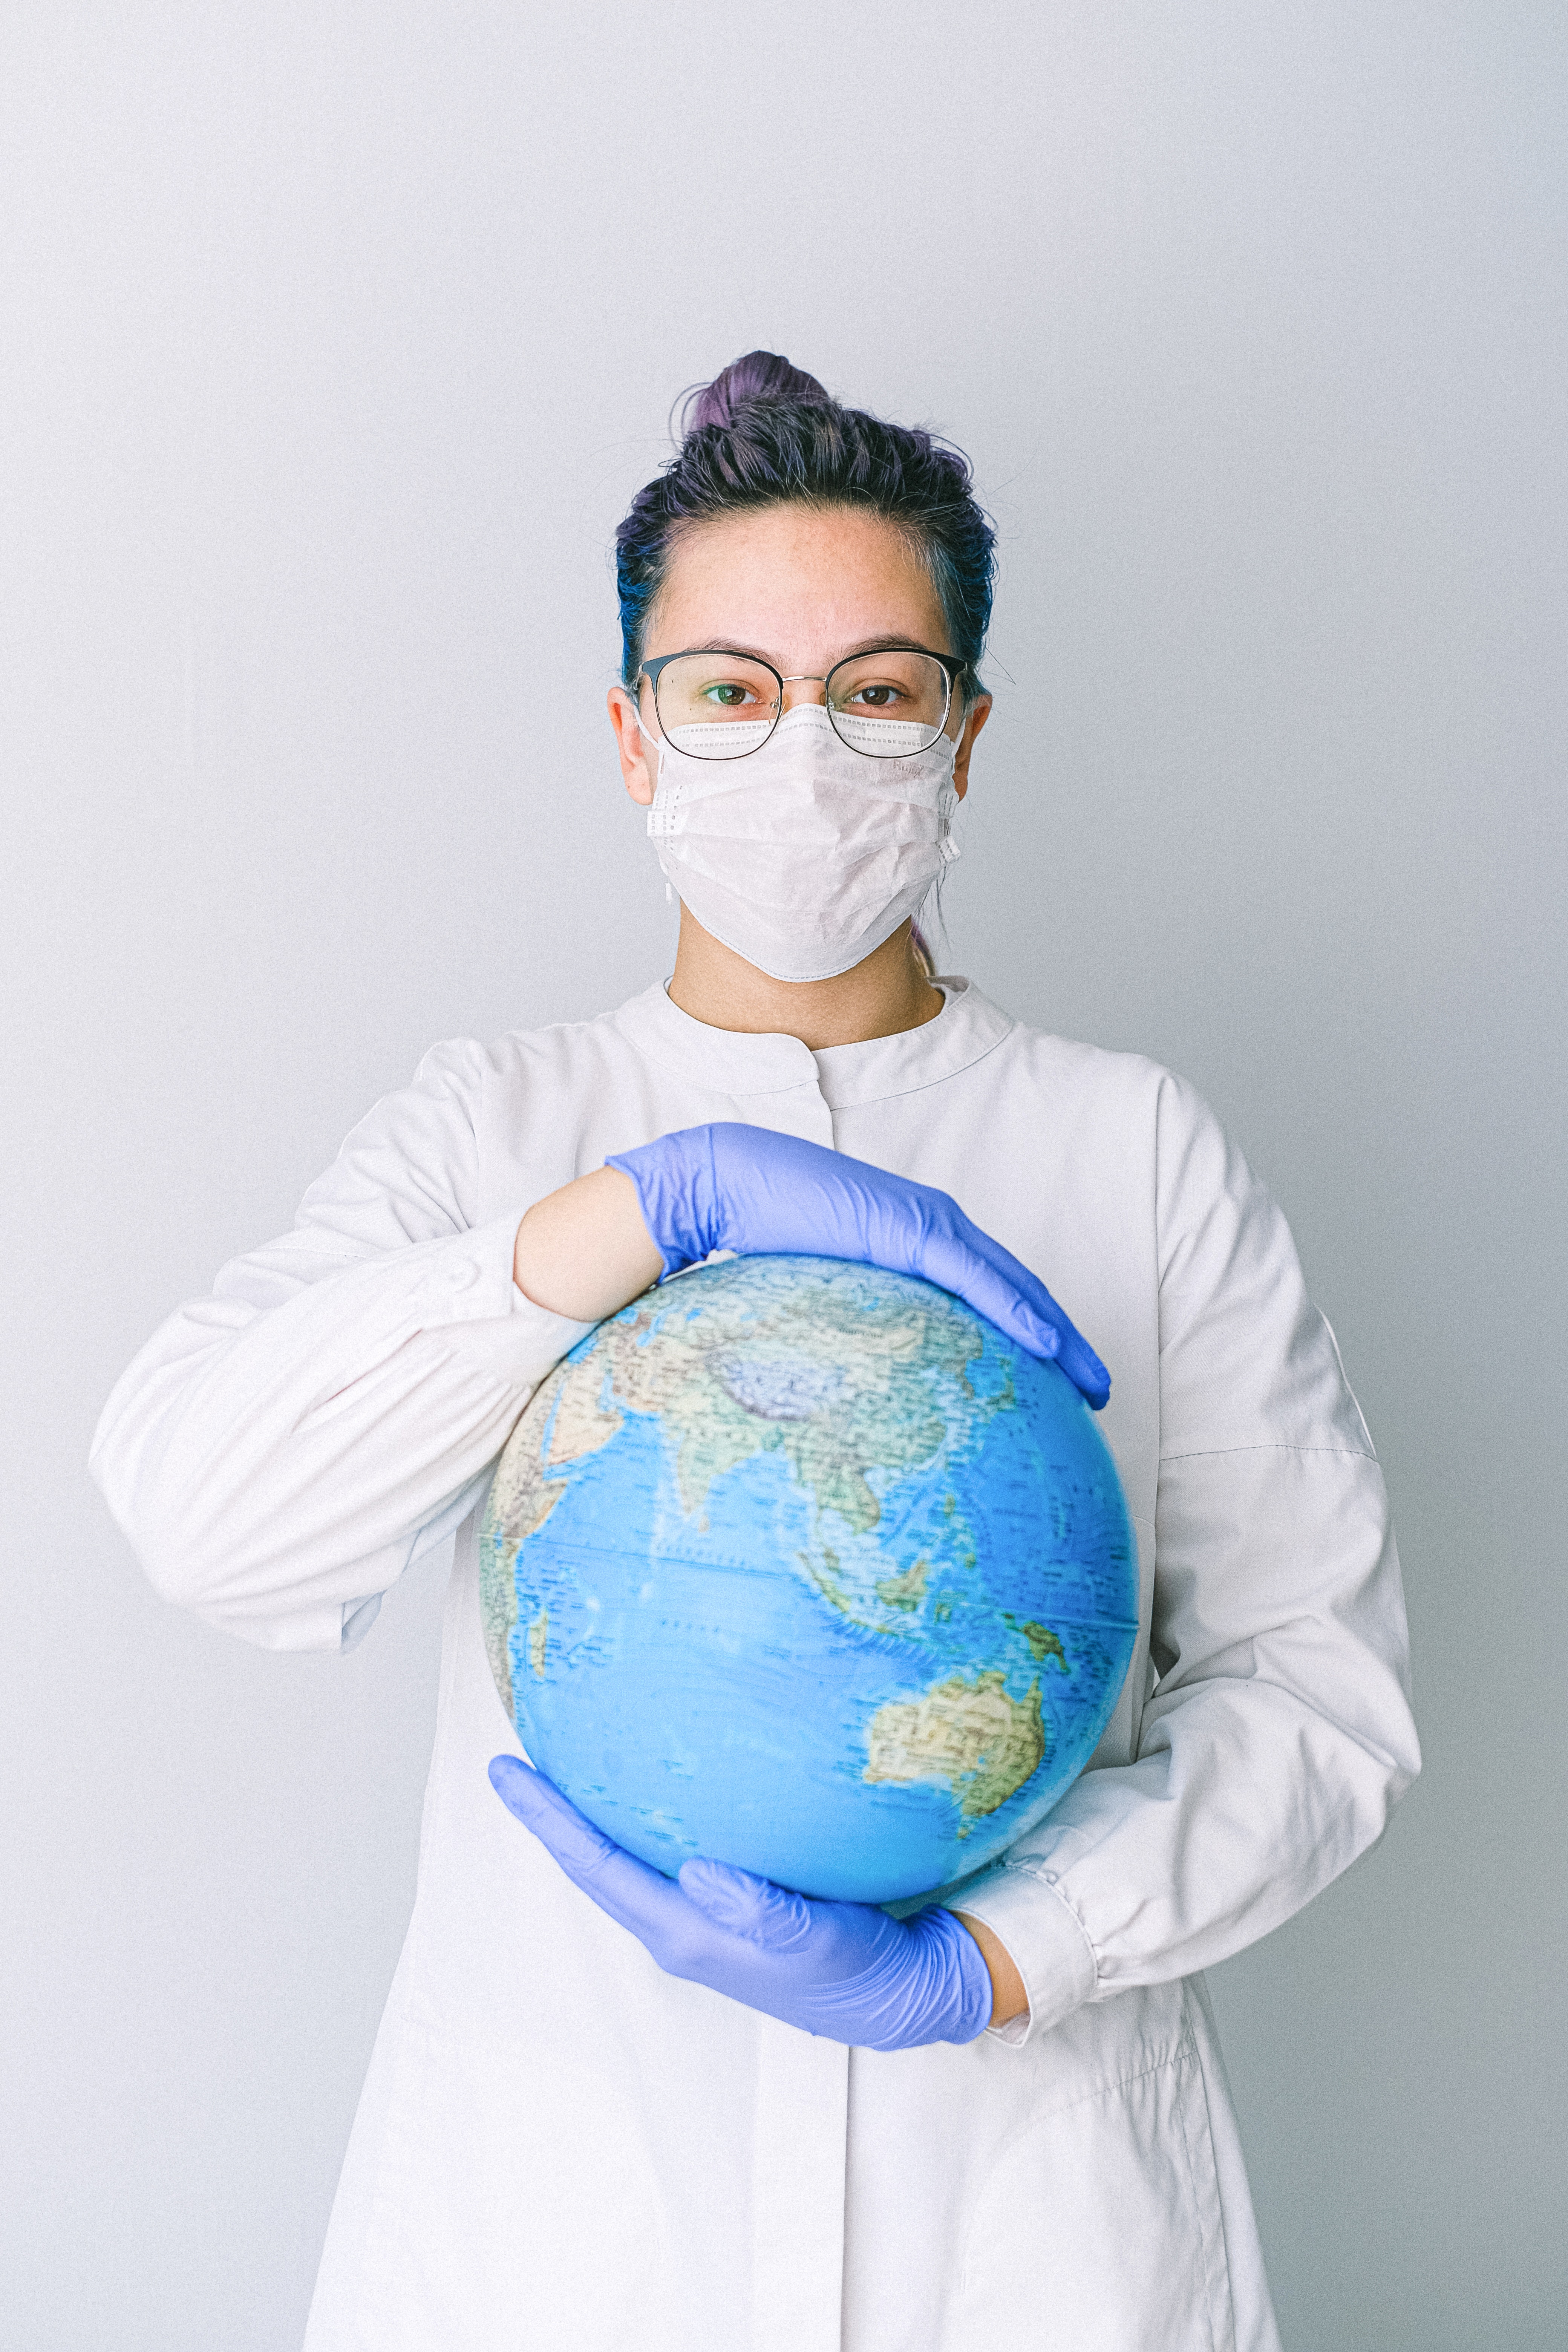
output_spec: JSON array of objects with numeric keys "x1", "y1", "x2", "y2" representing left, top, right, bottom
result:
[{"x1": 649, "y1": 503, "x2": 949, "y2": 664}]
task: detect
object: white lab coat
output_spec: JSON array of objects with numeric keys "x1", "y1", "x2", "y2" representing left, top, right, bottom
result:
[{"x1": 92, "y1": 977, "x2": 1419, "y2": 2352}]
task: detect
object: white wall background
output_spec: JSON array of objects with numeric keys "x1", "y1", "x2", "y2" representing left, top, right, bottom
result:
[{"x1": 3, "y1": 5, "x2": 1563, "y2": 2345}]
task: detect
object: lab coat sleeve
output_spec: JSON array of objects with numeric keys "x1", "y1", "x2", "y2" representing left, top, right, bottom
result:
[
  {"x1": 951, "y1": 1072, "x2": 1421, "y2": 2042},
  {"x1": 89, "y1": 1040, "x2": 593, "y2": 1654}
]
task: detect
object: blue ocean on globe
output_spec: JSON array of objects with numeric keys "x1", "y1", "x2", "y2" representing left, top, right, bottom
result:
[{"x1": 479, "y1": 1253, "x2": 1138, "y2": 1905}]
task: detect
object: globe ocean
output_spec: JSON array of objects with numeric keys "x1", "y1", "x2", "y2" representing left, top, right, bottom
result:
[{"x1": 481, "y1": 1254, "x2": 1137, "y2": 1905}]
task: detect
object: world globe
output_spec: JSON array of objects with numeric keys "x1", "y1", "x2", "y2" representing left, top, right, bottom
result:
[{"x1": 480, "y1": 1253, "x2": 1137, "y2": 1905}]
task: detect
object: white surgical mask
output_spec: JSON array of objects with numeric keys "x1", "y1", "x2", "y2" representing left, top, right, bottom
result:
[{"x1": 641, "y1": 701, "x2": 962, "y2": 984}]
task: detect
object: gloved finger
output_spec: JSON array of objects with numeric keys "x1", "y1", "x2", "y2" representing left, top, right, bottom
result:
[
  {"x1": 488, "y1": 1757, "x2": 694, "y2": 1947},
  {"x1": 1040, "y1": 1320, "x2": 1111, "y2": 1410},
  {"x1": 956, "y1": 1240, "x2": 1111, "y2": 1408},
  {"x1": 902, "y1": 1218, "x2": 1112, "y2": 1407},
  {"x1": 954, "y1": 1216, "x2": 1102, "y2": 1356},
  {"x1": 489, "y1": 1755, "x2": 630, "y2": 1885},
  {"x1": 913, "y1": 1227, "x2": 1065, "y2": 1357},
  {"x1": 677, "y1": 1858, "x2": 816, "y2": 1952}
]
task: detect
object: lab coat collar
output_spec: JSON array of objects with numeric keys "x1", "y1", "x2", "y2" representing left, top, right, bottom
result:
[{"x1": 609, "y1": 975, "x2": 1014, "y2": 1110}]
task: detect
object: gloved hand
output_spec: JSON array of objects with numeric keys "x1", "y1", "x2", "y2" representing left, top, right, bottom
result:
[
  {"x1": 489, "y1": 1756, "x2": 994, "y2": 2052},
  {"x1": 606, "y1": 1122, "x2": 1110, "y2": 1409}
]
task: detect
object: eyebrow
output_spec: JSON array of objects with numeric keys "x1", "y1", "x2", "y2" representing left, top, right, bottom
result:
[{"x1": 671, "y1": 633, "x2": 953, "y2": 666}]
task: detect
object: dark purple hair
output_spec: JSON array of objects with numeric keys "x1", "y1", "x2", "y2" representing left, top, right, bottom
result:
[{"x1": 614, "y1": 351, "x2": 997, "y2": 694}]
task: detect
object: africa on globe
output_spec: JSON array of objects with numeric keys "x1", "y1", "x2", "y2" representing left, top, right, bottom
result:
[{"x1": 480, "y1": 1253, "x2": 1137, "y2": 1905}]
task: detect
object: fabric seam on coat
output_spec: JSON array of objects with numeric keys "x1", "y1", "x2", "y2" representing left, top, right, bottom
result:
[
  {"x1": 1158, "y1": 1443, "x2": 1377, "y2": 1464},
  {"x1": 1171, "y1": 2032, "x2": 1225, "y2": 2352},
  {"x1": 1185, "y1": 1986, "x2": 1242, "y2": 2352},
  {"x1": 974, "y1": 2035, "x2": 1201, "y2": 2162},
  {"x1": 813, "y1": 1021, "x2": 1016, "y2": 1111}
]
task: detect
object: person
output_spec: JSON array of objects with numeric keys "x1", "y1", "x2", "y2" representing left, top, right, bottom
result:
[{"x1": 92, "y1": 351, "x2": 1420, "y2": 2352}]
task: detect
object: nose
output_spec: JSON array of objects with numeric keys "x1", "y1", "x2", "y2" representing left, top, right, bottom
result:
[{"x1": 779, "y1": 674, "x2": 828, "y2": 712}]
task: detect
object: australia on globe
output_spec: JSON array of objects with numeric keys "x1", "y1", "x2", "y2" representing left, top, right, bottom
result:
[{"x1": 480, "y1": 1253, "x2": 1138, "y2": 1905}]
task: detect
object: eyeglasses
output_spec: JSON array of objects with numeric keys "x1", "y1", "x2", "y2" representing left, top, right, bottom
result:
[{"x1": 639, "y1": 645, "x2": 961, "y2": 762}]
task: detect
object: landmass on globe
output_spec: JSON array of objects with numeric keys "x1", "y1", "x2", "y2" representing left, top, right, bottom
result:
[{"x1": 865, "y1": 1671, "x2": 1044, "y2": 1822}]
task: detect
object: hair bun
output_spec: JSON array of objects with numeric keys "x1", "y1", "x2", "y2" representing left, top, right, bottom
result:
[{"x1": 680, "y1": 350, "x2": 833, "y2": 436}]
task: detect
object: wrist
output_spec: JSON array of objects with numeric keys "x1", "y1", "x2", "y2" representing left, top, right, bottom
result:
[{"x1": 951, "y1": 1909, "x2": 1028, "y2": 2030}]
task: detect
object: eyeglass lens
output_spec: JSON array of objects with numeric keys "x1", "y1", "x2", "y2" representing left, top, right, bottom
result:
[{"x1": 649, "y1": 650, "x2": 952, "y2": 761}]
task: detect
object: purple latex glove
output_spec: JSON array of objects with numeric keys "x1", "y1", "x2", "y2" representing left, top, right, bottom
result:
[
  {"x1": 488, "y1": 1756, "x2": 993, "y2": 2051},
  {"x1": 606, "y1": 1122, "x2": 1110, "y2": 1409}
]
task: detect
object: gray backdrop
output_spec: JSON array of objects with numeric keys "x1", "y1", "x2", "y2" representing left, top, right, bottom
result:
[{"x1": 3, "y1": 5, "x2": 1563, "y2": 2346}]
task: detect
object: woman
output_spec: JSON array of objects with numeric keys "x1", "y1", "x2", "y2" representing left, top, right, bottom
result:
[{"x1": 93, "y1": 352, "x2": 1419, "y2": 2351}]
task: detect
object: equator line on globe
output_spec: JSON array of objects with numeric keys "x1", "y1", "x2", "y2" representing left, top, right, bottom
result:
[{"x1": 480, "y1": 1252, "x2": 1137, "y2": 1904}]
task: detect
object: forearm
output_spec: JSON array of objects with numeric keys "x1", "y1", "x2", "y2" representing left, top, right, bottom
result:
[{"x1": 513, "y1": 1166, "x2": 664, "y2": 1321}]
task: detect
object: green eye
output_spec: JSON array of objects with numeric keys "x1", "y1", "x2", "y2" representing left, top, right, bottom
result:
[{"x1": 649, "y1": 651, "x2": 789, "y2": 755}]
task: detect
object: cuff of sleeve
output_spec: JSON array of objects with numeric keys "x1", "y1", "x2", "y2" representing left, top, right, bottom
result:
[
  {"x1": 945, "y1": 1864, "x2": 1099, "y2": 2046},
  {"x1": 419, "y1": 1213, "x2": 597, "y2": 1384}
]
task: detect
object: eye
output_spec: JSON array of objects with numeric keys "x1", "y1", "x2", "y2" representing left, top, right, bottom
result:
[
  {"x1": 654, "y1": 652, "x2": 782, "y2": 739},
  {"x1": 827, "y1": 650, "x2": 950, "y2": 736}
]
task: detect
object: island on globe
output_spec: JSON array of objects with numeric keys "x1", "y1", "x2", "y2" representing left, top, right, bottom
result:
[{"x1": 480, "y1": 1252, "x2": 1137, "y2": 1905}]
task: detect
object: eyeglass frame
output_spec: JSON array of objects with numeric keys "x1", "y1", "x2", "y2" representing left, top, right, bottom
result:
[{"x1": 636, "y1": 643, "x2": 967, "y2": 760}]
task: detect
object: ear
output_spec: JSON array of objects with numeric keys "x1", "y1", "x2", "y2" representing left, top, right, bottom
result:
[
  {"x1": 952, "y1": 694, "x2": 992, "y2": 801},
  {"x1": 608, "y1": 686, "x2": 658, "y2": 807}
]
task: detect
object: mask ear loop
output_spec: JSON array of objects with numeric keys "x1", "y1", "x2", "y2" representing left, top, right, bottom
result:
[
  {"x1": 627, "y1": 697, "x2": 676, "y2": 902},
  {"x1": 631, "y1": 699, "x2": 666, "y2": 765}
]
